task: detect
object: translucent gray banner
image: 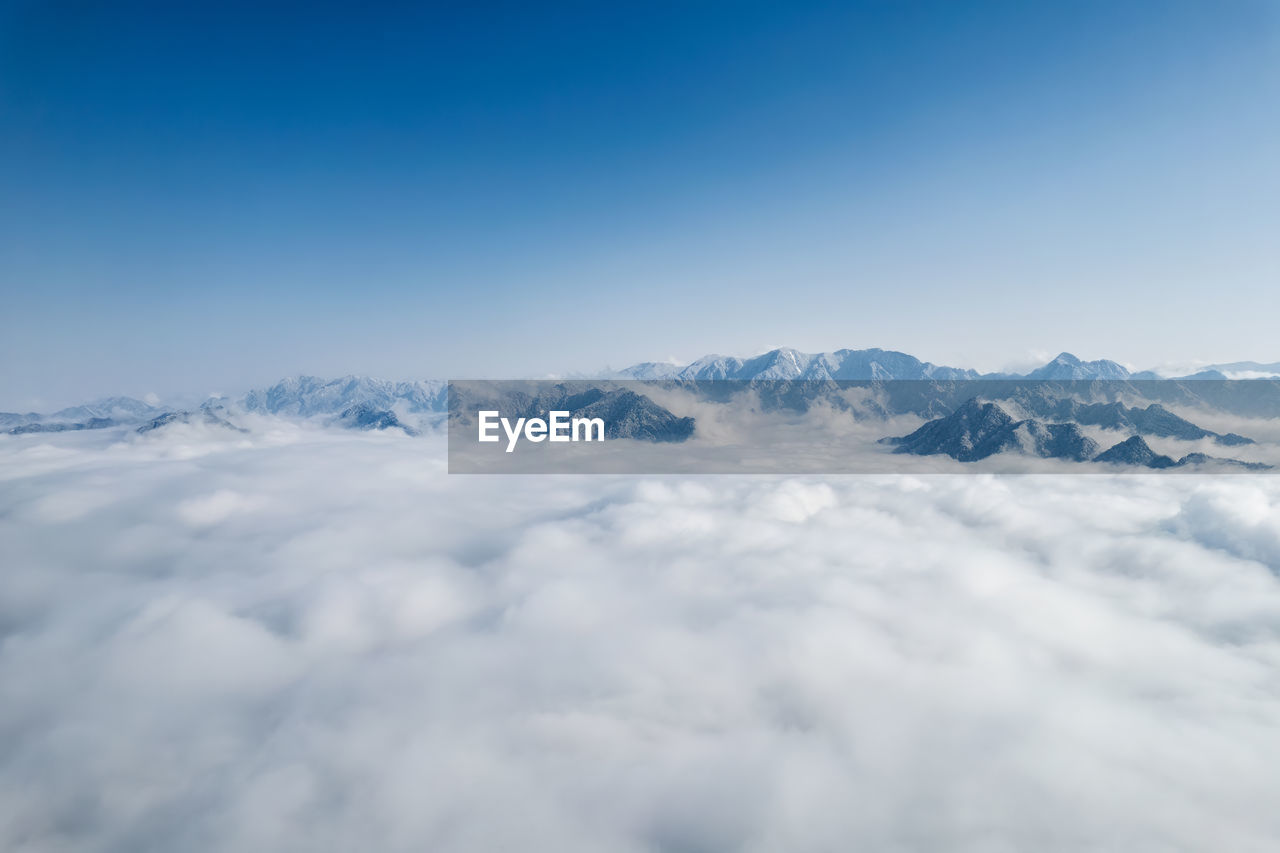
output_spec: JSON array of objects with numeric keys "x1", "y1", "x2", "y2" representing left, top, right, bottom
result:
[{"x1": 447, "y1": 379, "x2": 1280, "y2": 474}]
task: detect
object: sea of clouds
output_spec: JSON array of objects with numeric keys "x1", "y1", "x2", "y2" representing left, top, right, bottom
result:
[{"x1": 2, "y1": 423, "x2": 1280, "y2": 851}]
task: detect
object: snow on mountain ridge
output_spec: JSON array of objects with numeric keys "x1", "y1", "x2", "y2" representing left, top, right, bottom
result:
[
  {"x1": 48, "y1": 396, "x2": 165, "y2": 422},
  {"x1": 1024, "y1": 352, "x2": 1131, "y2": 381},
  {"x1": 619, "y1": 347, "x2": 982, "y2": 381},
  {"x1": 617, "y1": 348, "x2": 1163, "y2": 381},
  {"x1": 8, "y1": 350, "x2": 1277, "y2": 426},
  {"x1": 240, "y1": 375, "x2": 447, "y2": 417}
]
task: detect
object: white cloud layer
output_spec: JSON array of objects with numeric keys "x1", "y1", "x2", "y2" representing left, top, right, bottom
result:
[{"x1": 2, "y1": 428, "x2": 1280, "y2": 851}]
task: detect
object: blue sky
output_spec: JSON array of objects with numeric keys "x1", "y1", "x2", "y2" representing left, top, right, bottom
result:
[{"x1": 2, "y1": 0, "x2": 1278, "y2": 408}]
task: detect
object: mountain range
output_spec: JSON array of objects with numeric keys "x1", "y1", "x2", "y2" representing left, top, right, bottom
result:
[
  {"x1": 615, "y1": 348, "x2": 1280, "y2": 383},
  {"x1": 241, "y1": 376, "x2": 446, "y2": 418},
  {"x1": 886, "y1": 399, "x2": 1270, "y2": 470},
  {"x1": 3, "y1": 376, "x2": 445, "y2": 436},
  {"x1": 4, "y1": 349, "x2": 1279, "y2": 443},
  {"x1": 884, "y1": 400, "x2": 1099, "y2": 462},
  {"x1": 618, "y1": 347, "x2": 982, "y2": 381}
]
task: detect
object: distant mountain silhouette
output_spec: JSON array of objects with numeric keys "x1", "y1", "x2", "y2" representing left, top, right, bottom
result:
[
  {"x1": 1093, "y1": 436, "x2": 1176, "y2": 468},
  {"x1": 887, "y1": 400, "x2": 1269, "y2": 469},
  {"x1": 137, "y1": 404, "x2": 248, "y2": 434},
  {"x1": 333, "y1": 404, "x2": 419, "y2": 435},
  {"x1": 1093, "y1": 435, "x2": 1270, "y2": 470},
  {"x1": 884, "y1": 399, "x2": 1099, "y2": 462}
]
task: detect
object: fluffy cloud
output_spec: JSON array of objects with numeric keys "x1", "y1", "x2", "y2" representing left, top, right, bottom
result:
[{"x1": 2, "y1": 428, "x2": 1280, "y2": 851}]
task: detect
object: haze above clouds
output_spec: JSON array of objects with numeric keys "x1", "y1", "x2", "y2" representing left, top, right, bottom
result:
[{"x1": 3, "y1": 428, "x2": 1280, "y2": 851}]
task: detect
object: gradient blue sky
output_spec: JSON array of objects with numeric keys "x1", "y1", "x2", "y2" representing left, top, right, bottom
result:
[{"x1": 2, "y1": 0, "x2": 1278, "y2": 408}]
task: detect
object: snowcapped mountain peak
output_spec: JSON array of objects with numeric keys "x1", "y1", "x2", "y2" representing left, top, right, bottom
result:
[
  {"x1": 241, "y1": 376, "x2": 445, "y2": 417},
  {"x1": 49, "y1": 396, "x2": 164, "y2": 423},
  {"x1": 617, "y1": 347, "x2": 981, "y2": 381},
  {"x1": 1023, "y1": 353, "x2": 1130, "y2": 380}
]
